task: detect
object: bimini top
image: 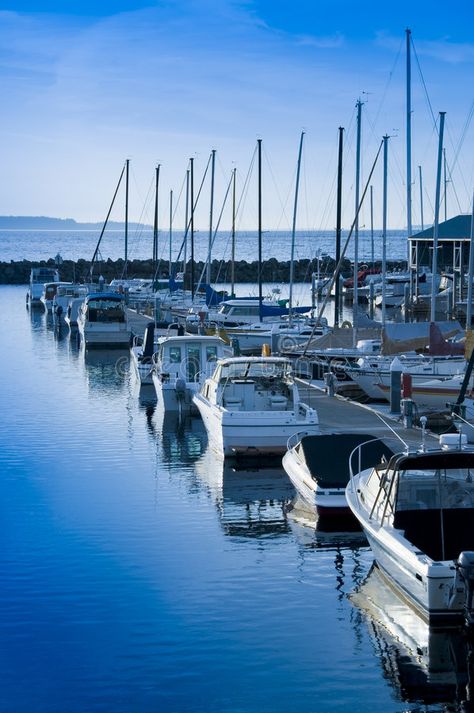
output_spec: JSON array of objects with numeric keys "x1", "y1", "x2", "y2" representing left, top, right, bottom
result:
[
  {"x1": 385, "y1": 448, "x2": 474, "y2": 473},
  {"x1": 86, "y1": 292, "x2": 125, "y2": 301}
]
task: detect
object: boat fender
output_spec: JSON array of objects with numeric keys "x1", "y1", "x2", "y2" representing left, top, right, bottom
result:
[{"x1": 341, "y1": 320, "x2": 352, "y2": 328}]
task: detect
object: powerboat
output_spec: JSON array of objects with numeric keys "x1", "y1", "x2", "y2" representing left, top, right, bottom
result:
[
  {"x1": 52, "y1": 284, "x2": 89, "y2": 322},
  {"x1": 193, "y1": 355, "x2": 319, "y2": 457},
  {"x1": 283, "y1": 432, "x2": 395, "y2": 515},
  {"x1": 346, "y1": 432, "x2": 474, "y2": 626},
  {"x1": 77, "y1": 292, "x2": 131, "y2": 348},
  {"x1": 131, "y1": 322, "x2": 182, "y2": 385},
  {"x1": 40, "y1": 281, "x2": 73, "y2": 312},
  {"x1": 151, "y1": 334, "x2": 229, "y2": 412},
  {"x1": 27, "y1": 267, "x2": 60, "y2": 307}
]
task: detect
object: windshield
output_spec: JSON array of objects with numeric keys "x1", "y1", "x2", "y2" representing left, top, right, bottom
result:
[{"x1": 219, "y1": 360, "x2": 291, "y2": 381}]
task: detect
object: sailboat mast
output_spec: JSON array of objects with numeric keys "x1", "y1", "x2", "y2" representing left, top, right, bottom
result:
[
  {"x1": 257, "y1": 138, "x2": 263, "y2": 322},
  {"x1": 419, "y1": 165, "x2": 424, "y2": 231},
  {"x1": 466, "y1": 191, "x2": 474, "y2": 328},
  {"x1": 207, "y1": 149, "x2": 216, "y2": 285},
  {"x1": 289, "y1": 131, "x2": 305, "y2": 323},
  {"x1": 334, "y1": 127, "x2": 344, "y2": 328},
  {"x1": 381, "y1": 135, "x2": 389, "y2": 328},
  {"x1": 184, "y1": 169, "x2": 189, "y2": 277},
  {"x1": 231, "y1": 167, "x2": 236, "y2": 297},
  {"x1": 406, "y1": 28, "x2": 413, "y2": 295},
  {"x1": 443, "y1": 148, "x2": 448, "y2": 222},
  {"x1": 124, "y1": 158, "x2": 130, "y2": 278},
  {"x1": 153, "y1": 164, "x2": 160, "y2": 278},
  {"x1": 169, "y1": 189, "x2": 173, "y2": 278},
  {"x1": 370, "y1": 185, "x2": 374, "y2": 266},
  {"x1": 430, "y1": 112, "x2": 446, "y2": 322},
  {"x1": 190, "y1": 158, "x2": 195, "y2": 298},
  {"x1": 353, "y1": 99, "x2": 362, "y2": 333}
]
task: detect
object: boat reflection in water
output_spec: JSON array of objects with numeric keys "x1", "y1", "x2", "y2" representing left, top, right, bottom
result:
[
  {"x1": 81, "y1": 348, "x2": 131, "y2": 394},
  {"x1": 350, "y1": 565, "x2": 474, "y2": 708},
  {"x1": 194, "y1": 448, "x2": 293, "y2": 538},
  {"x1": 150, "y1": 409, "x2": 209, "y2": 468},
  {"x1": 286, "y1": 495, "x2": 365, "y2": 546}
]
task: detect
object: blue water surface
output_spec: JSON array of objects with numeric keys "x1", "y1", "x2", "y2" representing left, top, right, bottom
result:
[{"x1": 0, "y1": 285, "x2": 463, "y2": 712}]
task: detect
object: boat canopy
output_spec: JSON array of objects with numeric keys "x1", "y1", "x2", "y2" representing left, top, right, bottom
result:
[
  {"x1": 299, "y1": 433, "x2": 395, "y2": 489},
  {"x1": 386, "y1": 449, "x2": 474, "y2": 473},
  {"x1": 86, "y1": 292, "x2": 125, "y2": 301}
]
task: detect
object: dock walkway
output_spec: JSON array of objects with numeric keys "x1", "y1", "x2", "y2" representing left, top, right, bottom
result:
[{"x1": 296, "y1": 378, "x2": 440, "y2": 450}]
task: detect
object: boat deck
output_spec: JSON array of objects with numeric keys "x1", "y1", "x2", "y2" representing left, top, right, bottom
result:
[{"x1": 295, "y1": 378, "x2": 439, "y2": 451}]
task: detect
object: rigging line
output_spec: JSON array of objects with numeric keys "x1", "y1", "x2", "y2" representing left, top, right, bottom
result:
[
  {"x1": 452, "y1": 98, "x2": 474, "y2": 171},
  {"x1": 445, "y1": 122, "x2": 471, "y2": 209},
  {"x1": 235, "y1": 146, "x2": 257, "y2": 227},
  {"x1": 369, "y1": 36, "x2": 403, "y2": 134},
  {"x1": 90, "y1": 162, "x2": 126, "y2": 278},
  {"x1": 173, "y1": 152, "x2": 213, "y2": 265},
  {"x1": 127, "y1": 174, "x2": 155, "y2": 262},
  {"x1": 171, "y1": 169, "x2": 188, "y2": 224},
  {"x1": 411, "y1": 37, "x2": 437, "y2": 130},
  {"x1": 262, "y1": 143, "x2": 292, "y2": 229},
  {"x1": 196, "y1": 170, "x2": 234, "y2": 291},
  {"x1": 302, "y1": 138, "x2": 384, "y2": 353}
]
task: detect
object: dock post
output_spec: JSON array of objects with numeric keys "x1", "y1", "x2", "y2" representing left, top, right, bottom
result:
[
  {"x1": 389, "y1": 357, "x2": 402, "y2": 414},
  {"x1": 324, "y1": 371, "x2": 336, "y2": 397},
  {"x1": 401, "y1": 398, "x2": 414, "y2": 428}
]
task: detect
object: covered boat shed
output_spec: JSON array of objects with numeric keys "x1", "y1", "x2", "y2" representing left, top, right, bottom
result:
[{"x1": 409, "y1": 214, "x2": 473, "y2": 301}]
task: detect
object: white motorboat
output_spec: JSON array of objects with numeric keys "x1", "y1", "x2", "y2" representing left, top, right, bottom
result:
[
  {"x1": 346, "y1": 432, "x2": 474, "y2": 626},
  {"x1": 65, "y1": 296, "x2": 86, "y2": 329},
  {"x1": 375, "y1": 372, "x2": 467, "y2": 408},
  {"x1": 52, "y1": 284, "x2": 89, "y2": 322},
  {"x1": 193, "y1": 355, "x2": 319, "y2": 457},
  {"x1": 77, "y1": 292, "x2": 131, "y2": 348},
  {"x1": 186, "y1": 297, "x2": 312, "y2": 331},
  {"x1": 40, "y1": 281, "x2": 73, "y2": 312},
  {"x1": 346, "y1": 354, "x2": 466, "y2": 401},
  {"x1": 222, "y1": 319, "x2": 330, "y2": 355},
  {"x1": 282, "y1": 432, "x2": 395, "y2": 515},
  {"x1": 151, "y1": 334, "x2": 229, "y2": 412},
  {"x1": 131, "y1": 322, "x2": 182, "y2": 385},
  {"x1": 27, "y1": 267, "x2": 60, "y2": 307}
]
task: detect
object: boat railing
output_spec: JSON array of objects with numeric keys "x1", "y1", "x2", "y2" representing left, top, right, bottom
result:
[
  {"x1": 286, "y1": 431, "x2": 312, "y2": 451},
  {"x1": 348, "y1": 436, "x2": 400, "y2": 517}
]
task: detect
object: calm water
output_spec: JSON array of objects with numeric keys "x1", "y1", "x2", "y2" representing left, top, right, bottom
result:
[
  {"x1": 0, "y1": 229, "x2": 408, "y2": 264},
  {"x1": 0, "y1": 285, "x2": 470, "y2": 712}
]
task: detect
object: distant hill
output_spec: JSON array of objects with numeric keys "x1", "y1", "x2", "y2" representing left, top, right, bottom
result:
[{"x1": 0, "y1": 216, "x2": 151, "y2": 230}]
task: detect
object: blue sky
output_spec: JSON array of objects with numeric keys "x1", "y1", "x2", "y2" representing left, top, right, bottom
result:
[{"x1": 1, "y1": 0, "x2": 473, "y2": 232}]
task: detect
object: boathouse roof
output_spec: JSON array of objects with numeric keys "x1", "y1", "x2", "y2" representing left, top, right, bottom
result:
[{"x1": 409, "y1": 214, "x2": 473, "y2": 241}]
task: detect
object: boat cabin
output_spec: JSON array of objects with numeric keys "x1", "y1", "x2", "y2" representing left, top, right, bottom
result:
[
  {"x1": 364, "y1": 446, "x2": 474, "y2": 561},
  {"x1": 204, "y1": 357, "x2": 295, "y2": 411},
  {"x1": 154, "y1": 335, "x2": 226, "y2": 384},
  {"x1": 83, "y1": 293, "x2": 126, "y2": 323}
]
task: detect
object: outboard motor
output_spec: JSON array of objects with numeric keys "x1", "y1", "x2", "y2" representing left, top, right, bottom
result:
[
  {"x1": 175, "y1": 378, "x2": 186, "y2": 402},
  {"x1": 457, "y1": 552, "x2": 474, "y2": 628},
  {"x1": 141, "y1": 324, "x2": 155, "y2": 361}
]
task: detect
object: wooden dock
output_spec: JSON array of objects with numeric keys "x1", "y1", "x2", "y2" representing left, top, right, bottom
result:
[
  {"x1": 126, "y1": 308, "x2": 153, "y2": 337},
  {"x1": 296, "y1": 378, "x2": 441, "y2": 450}
]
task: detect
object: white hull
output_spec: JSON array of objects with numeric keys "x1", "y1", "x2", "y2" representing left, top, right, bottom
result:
[
  {"x1": 282, "y1": 451, "x2": 347, "y2": 512},
  {"x1": 348, "y1": 499, "x2": 464, "y2": 624},
  {"x1": 78, "y1": 321, "x2": 131, "y2": 348},
  {"x1": 131, "y1": 347, "x2": 154, "y2": 385},
  {"x1": 152, "y1": 372, "x2": 199, "y2": 413},
  {"x1": 194, "y1": 396, "x2": 319, "y2": 457}
]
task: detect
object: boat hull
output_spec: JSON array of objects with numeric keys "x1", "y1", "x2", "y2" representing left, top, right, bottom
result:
[
  {"x1": 78, "y1": 321, "x2": 131, "y2": 348},
  {"x1": 281, "y1": 450, "x2": 347, "y2": 514},
  {"x1": 194, "y1": 396, "x2": 319, "y2": 457}
]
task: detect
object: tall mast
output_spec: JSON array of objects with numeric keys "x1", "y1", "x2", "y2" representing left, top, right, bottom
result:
[
  {"x1": 443, "y1": 148, "x2": 448, "y2": 222},
  {"x1": 370, "y1": 185, "x2": 374, "y2": 266},
  {"x1": 257, "y1": 138, "x2": 263, "y2": 321},
  {"x1": 124, "y1": 158, "x2": 130, "y2": 278},
  {"x1": 430, "y1": 112, "x2": 446, "y2": 322},
  {"x1": 418, "y1": 165, "x2": 424, "y2": 231},
  {"x1": 334, "y1": 127, "x2": 344, "y2": 328},
  {"x1": 207, "y1": 149, "x2": 216, "y2": 284},
  {"x1": 289, "y1": 131, "x2": 305, "y2": 322},
  {"x1": 231, "y1": 167, "x2": 236, "y2": 297},
  {"x1": 353, "y1": 99, "x2": 362, "y2": 333},
  {"x1": 466, "y1": 191, "x2": 474, "y2": 328},
  {"x1": 190, "y1": 158, "x2": 195, "y2": 298},
  {"x1": 381, "y1": 136, "x2": 389, "y2": 328},
  {"x1": 153, "y1": 164, "x2": 160, "y2": 280},
  {"x1": 406, "y1": 28, "x2": 413, "y2": 298},
  {"x1": 169, "y1": 189, "x2": 173, "y2": 278},
  {"x1": 184, "y1": 168, "x2": 189, "y2": 277}
]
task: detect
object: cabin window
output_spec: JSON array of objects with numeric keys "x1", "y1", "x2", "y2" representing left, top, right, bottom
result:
[
  {"x1": 169, "y1": 346, "x2": 181, "y2": 363},
  {"x1": 186, "y1": 346, "x2": 201, "y2": 382},
  {"x1": 206, "y1": 346, "x2": 217, "y2": 362}
]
